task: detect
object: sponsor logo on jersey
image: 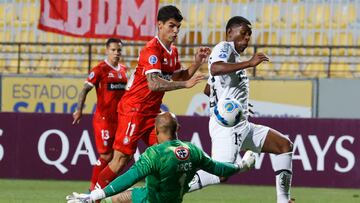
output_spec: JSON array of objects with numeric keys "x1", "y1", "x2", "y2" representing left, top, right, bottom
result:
[
  {"x1": 108, "y1": 73, "x2": 115, "y2": 78},
  {"x1": 174, "y1": 146, "x2": 190, "y2": 160},
  {"x1": 148, "y1": 55, "x2": 158, "y2": 65},
  {"x1": 107, "y1": 82, "x2": 127, "y2": 90},
  {"x1": 89, "y1": 71, "x2": 95, "y2": 80}
]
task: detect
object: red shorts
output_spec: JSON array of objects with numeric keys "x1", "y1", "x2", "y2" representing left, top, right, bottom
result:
[
  {"x1": 113, "y1": 113, "x2": 158, "y2": 155},
  {"x1": 93, "y1": 114, "x2": 117, "y2": 154}
]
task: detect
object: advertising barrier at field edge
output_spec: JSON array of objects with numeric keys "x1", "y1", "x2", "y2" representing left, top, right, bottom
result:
[{"x1": 0, "y1": 113, "x2": 359, "y2": 188}]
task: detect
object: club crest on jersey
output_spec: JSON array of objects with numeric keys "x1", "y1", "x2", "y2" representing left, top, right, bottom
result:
[
  {"x1": 148, "y1": 55, "x2": 158, "y2": 65},
  {"x1": 89, "y1": 71, "x2": 95, "y2": 80},
  {"x1": 174, "y1": 146, "x2": 190, "y2": 160},
  {"x1": 123, "y1": 136, "x2": 129, "y2": 145},
  {"x1": 219, "y1": 53, "x2": 227, "y2": 58}
]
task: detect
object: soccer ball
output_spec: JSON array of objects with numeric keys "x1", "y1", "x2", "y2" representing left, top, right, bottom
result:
[{"x1": 214, "y1": 98, "x2": 243, "y2": 127}]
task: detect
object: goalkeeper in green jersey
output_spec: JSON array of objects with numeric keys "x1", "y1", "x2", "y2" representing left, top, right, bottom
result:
[{"x1": 66, "y1": 112, "x2": 256, "y2": 203}]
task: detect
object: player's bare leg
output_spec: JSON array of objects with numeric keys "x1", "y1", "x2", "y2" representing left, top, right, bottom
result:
[
  {"x1": 96, "y1": 150, "x2": 131, "y2": 189},
  {"x1": 261, "y1": 128, "x2": 293, "y2": 203}
]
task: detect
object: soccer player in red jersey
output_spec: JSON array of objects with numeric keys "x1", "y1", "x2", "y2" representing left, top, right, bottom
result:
[
  {"x1": 95, "y1": 5, "x2": 211, "y2": 189},
  {"x1": 72, "y1": 38, "x2": 128, "y2": 191}
]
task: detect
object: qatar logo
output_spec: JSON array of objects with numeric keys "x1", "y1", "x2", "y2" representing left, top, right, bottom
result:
[{"x1": 174, "y1": 146, "x2": 190, "y2": 160}]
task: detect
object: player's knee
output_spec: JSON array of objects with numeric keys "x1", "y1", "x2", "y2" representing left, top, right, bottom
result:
[
  {"x1": 99, "y1": 153, "x2": 113, "y2": 163},
  {"x1": 279, "y1": 139, "x2": 293, "y2": 154}
]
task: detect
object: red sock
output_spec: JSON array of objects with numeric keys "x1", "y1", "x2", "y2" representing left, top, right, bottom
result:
[
  {"x1": 89, "y1": 158, "x2": 108, "y2": 191},
  {"x1": 96, "y1": 165, "x2": 118, "y2": 189}
]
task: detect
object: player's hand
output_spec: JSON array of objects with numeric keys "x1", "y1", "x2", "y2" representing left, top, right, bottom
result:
[
  {"x1": 194, "y1": 47, "x2": 212, "y2": 65},
  {"x1": 237, "y1": 150, "x2": 256, "y2": 173},
  {"x1": 185, "y1": 74, "x2": 205, "y2": 88},
  {"x1": 72, "y1": 110, "x2": 82, "y2": 125},
  {"x1": 66, "y1": 192, "x2": 93, "y2": 203},
  {"x1": 248, "y1": 53, "x2": 269, "y2": 67}
]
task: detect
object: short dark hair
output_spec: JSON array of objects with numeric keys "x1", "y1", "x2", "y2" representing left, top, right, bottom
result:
[
  {"x1": 157, "y1": 5, "x2": 183, "y2": 23},
  {"x1": 225, "y1": 16, "x2": 251, "y2": 33},
  {"x1": 106, "y1": 38, "x2": 122, "y2": 47}
]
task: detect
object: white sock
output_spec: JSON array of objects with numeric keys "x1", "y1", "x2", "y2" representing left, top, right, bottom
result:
[
  {"x1": 188, "y1": 170, "x2": 220, "y2": 192},
  {"x1": 273, "y1": 152, "x2": 293, "y2": 203}
]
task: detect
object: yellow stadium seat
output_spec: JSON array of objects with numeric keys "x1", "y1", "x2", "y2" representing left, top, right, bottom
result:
[
  {"x1": 279, "y1": 62, "x2": 301, "y2": 78},
  {"x1": 354, "y1": 64, "x2": 360, "y2": 78},
  {"x1": 278, "y1": 4, "x2": 305, "y2": 28},
  {"x1": 305, "y1": 32, "x2": 329, "y2": 55},
  {"x1": 0, "y1": 30, "x2": 12, "y2": 42},
  {"x1": 2, "y1": 59, "x2": 19, "y2": 74},
  {"x1": 332, "y1": 33, "x2": 354, "y2": 56},
  {"x1": 255, "y1": 62, "x2": 277, "y2": 78},
  {"x1": 0, "y1": 59, "x2": 6, "y2": 72},
  {"x1": 0, "y1": 4, "x2": 14, "y2": 26},
  {"x1": 23, "y1": 5, "x2": 38, "y2": 25},
  {"x1": 208, "y1": 5, "x2": 231, "y2": 29},
  {"x1": 37, "y1": 59, "x2": 50, "y2": 74},
  {"x1": 330, "y1": 63, "x2": 352, "y2": 78},
  {"x1": 302, "y1": 63, "x2": 327, "y2": 78},
  {"x1": 180, "y1": 31, "x2": 202, "y2": 56},
  {"x1": 307, "y1": 4, "x2": 330, "y2": 28},
  {"x1": 207, "y1": 31, "x2": 226, "y2": 44},
  {"x1": 181, "y1": 4, "x2": 205, "y2": 29},
  {"x1": 331, "y1": 4, "x2": 356, "y2": 28},
  {"x1": 256, "y1": 32, "x2": 280, "y2": 55},
  {"x1": 255, "y1": 5, "x2": 280, "y2": 28},
  {"x1": 280, "y1": 32, "x2": 304, "y2": 55}
]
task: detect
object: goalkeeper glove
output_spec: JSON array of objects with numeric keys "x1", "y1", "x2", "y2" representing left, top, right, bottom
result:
[{"x1": 237, "y1": 150, "x2": 256, "y2": 173}]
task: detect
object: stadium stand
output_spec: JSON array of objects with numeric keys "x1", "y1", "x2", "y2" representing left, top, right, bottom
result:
[{"x1": 0, "y1": 0, "x2": 359, "y2": 79}]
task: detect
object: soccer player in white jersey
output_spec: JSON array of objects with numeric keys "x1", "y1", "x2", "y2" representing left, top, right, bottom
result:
[{"x1": 188, "y1": 16, "x2": 294, "y2": 203}]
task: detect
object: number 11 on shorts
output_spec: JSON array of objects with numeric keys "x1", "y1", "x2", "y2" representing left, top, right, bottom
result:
[{"x1": 126, "y1": 122, "x2": 136, "y2": 137}]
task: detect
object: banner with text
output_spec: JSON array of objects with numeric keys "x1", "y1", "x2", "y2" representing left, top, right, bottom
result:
[
  {"x1": 38, "y1": 0, "x2": 159, "y2": 40},
  {"x1": 162, "y1": 80, "x2": 313, "y2": 117},
  {"x1": 1, "y1": 76, "x2": 96, "y2": 114},
  {"x1": 0, "y1": 113, "x2": 359, "y2": 188}
]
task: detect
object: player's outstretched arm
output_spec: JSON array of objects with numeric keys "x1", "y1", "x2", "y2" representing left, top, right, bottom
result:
[
  {"x1": 172, "y1": 47, "x2": 211, "y2": 81},
  {"x1": 147, "y1": 72, "x2": 204, "y2": 92},
  {"x1": 210, "y1": 52, "x2": 269, "y2": 76},
  {"x1": 72, "y1": 83, "x2": 93, "y2": 124},
  {"x1": 199, "y1": 150, "x2": 256, "y2": 177}
]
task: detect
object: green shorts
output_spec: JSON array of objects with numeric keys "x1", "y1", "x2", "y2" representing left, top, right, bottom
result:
[{"x1": 131, "y1": 187, "x2": 148, "y2": 203}]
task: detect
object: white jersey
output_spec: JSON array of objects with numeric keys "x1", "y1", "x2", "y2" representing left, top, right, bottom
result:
[{"x1": 207, "y1": 41, "x2": 249, "y2": 119}]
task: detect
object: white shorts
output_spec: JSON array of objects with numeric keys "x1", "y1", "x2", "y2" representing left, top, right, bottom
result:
[{"x1": 209, "y1": 116, "x2": 269, "y2": 163}]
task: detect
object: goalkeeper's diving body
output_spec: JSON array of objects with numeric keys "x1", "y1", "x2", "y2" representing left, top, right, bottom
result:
[{"x1": 67, "y1": 112, "x2": 256, "y2": 203}]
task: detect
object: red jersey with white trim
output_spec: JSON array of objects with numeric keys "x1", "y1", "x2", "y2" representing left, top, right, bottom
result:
[
  {"x1": 118, "y1": 37, "x2": 181, "y2": 116},
  {"x1": 87, "y1": 60, "x2": 128, "y2": 121}
]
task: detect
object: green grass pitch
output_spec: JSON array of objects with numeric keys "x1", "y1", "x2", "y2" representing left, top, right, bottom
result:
[{"x1": 0, "y1": 179, "x2": 359, "y2": 203}]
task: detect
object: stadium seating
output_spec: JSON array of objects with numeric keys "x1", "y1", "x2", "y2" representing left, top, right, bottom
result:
[
  {"x1": 330, "y1": 63, "x2": 352, "y2": 78},
  {"x1": 0, "y1": 0, "x2": 359, "y2": 79},
  {"x1": 303, "y1": 62, "x2": 328, "y2": 78}
]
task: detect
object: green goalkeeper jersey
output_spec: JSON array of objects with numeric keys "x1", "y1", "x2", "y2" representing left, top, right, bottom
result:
[{"x1": 103, "y1": 139, "x2": 239, "y2": 203}]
